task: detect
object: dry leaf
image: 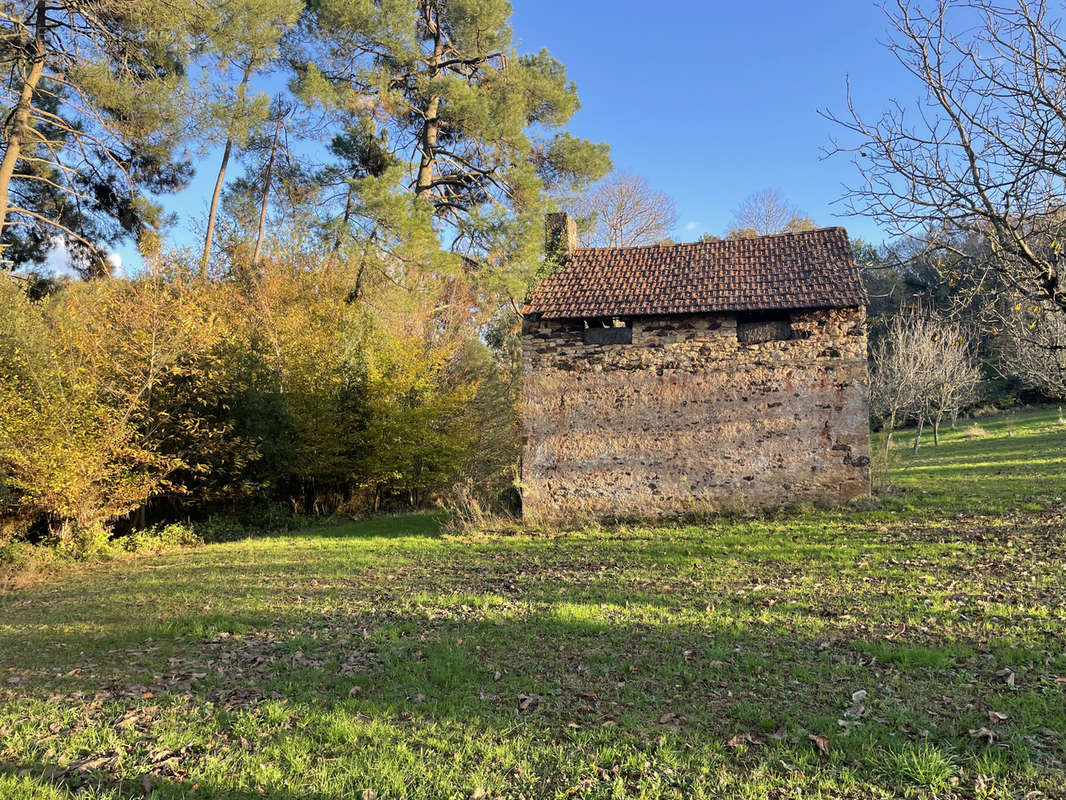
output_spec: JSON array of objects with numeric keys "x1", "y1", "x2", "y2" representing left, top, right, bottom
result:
[
  {"x1": 995, "y1": 668, "x2": 1016, "y2": 686},
  {"x1": 658, "y1": 712, "x2": 677, "y2": 725},
  {"x1": 988, "y1": 710, "x2": 1008, "y2": 723},
  {"x1": 851, "y1": 689, "x2": 868, "y2": 703},
  {"x1": 807, "y1": 733, "x2": 830, "y2": 755},
  {"x1": 517, "y1": 694, "x2": 543, "y2": 714},
  {"x1": 969, "y1": 727, "x2": 997, "y2": 743},
  {"x1": 470, "y1": 789, "x2": 488, "y2": 800},
  {"x1": 727, "y1": 733, "x2": 757, "y2": 747}
]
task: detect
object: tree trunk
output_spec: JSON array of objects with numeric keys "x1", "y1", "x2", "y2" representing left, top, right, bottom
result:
[
  {"x1": 415, "y1": 95, "x2": 441, "y2": 198},
  {"x1": 331, "y1": 182, "x2": 355, "y2": 255},
  {"x1": 252, "y1": 112, "x2": 284, "y2": 266},
  {"x1": 200, "y1": 137, "x2": 233, "y2": 280},
  {"x1": 200, "y1": 64, "x2": 254, "y2": 281},
  {"x1": 414, "y1": 6, "x2": 444, "y2": 198},
  {"x1": 951, "y1": 408, "x2": 959, "y2": 429},
  {"x1": 933, "y1": 412, "x2": 942, "y2": 447},
  {"x1": 0, "y1": 2, "x2": 47, "y2": 242},
  {"x1": 912, "y1": 413, "x2": 925, "y2": 454}
]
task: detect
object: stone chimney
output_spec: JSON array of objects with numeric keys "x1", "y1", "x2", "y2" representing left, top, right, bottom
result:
[{"x1": 545, "y1": 212, "x2": 576, "y2": 264}]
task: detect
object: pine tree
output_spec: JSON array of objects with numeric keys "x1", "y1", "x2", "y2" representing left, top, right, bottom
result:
[
  {"x1": 0, "y1": 1, "x2": 196, "y2": 273},
  {"x1": 293, "y1": 0, "x2": 610, "y2": 296},
  {"x1": 193, "y1": 0, "x2": 303, "y2": 279}
]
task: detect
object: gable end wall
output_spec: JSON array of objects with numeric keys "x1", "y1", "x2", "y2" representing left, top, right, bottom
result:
[{"x1": 521, "y1": 308, "x2": 871, "y2": 521}]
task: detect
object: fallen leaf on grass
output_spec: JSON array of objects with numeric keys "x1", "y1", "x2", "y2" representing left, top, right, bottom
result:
[
  {"x1": 996, "y1": 668, "x2": 1016, "y2": 686},
  {"x1": 807, "y1": 733, "x2": 830, "y2": 755},
  {"x1": 517, "y1": 694, "x2": 543, "y2": 714},
  {"x1": 844, "y1": 703, "x2": 865, "y2": 719},
  {"x1": 727, "y1": 733, "x2": 758, "y2": 748},
  {"x1": 988, "y1": 711, "x2": 1009, "y2": 723},
  {"x1": 658, "y1": 712, "x2": 678, "y2": 725},
  {"x1": 969, "y1": 727, "x2": 998, "y2": 743}
]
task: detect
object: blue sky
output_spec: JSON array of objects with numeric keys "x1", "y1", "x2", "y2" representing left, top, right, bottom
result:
[
  {"x1": 507, "y1": 0, "x2": 905, "y2": 244},
  {"x1": 117, "y1": 0, "x2": 909, "y2": 272}
]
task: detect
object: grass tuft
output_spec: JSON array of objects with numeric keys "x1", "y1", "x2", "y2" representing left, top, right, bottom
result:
[{"x1": 876, "y1": 743, "x2": 958, "y2": 792}]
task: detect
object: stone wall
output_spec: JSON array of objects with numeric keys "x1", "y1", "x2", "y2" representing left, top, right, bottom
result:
[{"x1": 521, "y1": 308, "x2": 871, "y2": 521}]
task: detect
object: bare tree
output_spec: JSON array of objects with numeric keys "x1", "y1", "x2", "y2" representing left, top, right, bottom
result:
[
  {"x1": 871, "y1": 307, "x2": 980, "y2": 452},
  {"x1": 574, "y1": 172, "x2": 678, "y2": 247},
  {"x1": 826, "y1": 0, "x2": 1066, "y2": 341},
  {"x1": 998, "y1": 302, "x2": 1066, "y2": 398},
  {"x1": 727, "y1": 189, "x2": 813, "y2": 238}
]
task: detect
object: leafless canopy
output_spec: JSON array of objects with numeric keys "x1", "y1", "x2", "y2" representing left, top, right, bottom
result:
[
  {"x1": 871, "y1": 305, "x2": 980, "y2": 449},
  {"x1": 998, "y1": 301, "x2": 1066, "y2": 397},
  {"x1": 826, "y1": 0, "x2": 1066, "y2": 324},
  {"x1": 573, "y1": 172, "x2": 678, "y2": 248},
  {"x1": 728, "y1": 189, "x2": 812, "y2": 237}
]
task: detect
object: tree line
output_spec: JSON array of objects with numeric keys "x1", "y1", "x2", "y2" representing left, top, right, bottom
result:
[
  {"x1": 5, "y1": 0, "x2": 1066, "y2": 551},
  {"x1": 0, "y1": 0, "x2": 611, "y2": 550}
]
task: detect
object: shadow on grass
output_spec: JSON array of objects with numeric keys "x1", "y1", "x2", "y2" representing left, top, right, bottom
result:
[{"x1": 0, "y1": 602, "x2": 1061, "y2": 799}]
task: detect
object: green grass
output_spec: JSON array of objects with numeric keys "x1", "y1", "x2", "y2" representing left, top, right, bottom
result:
[{"x1": 1, "y1": 408, "x2": 1065, "y2": 799}]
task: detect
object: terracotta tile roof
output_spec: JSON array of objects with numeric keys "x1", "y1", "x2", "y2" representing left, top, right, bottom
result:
[{"x1": 523, "y1": 227, "x2": 865, "y2": 319}]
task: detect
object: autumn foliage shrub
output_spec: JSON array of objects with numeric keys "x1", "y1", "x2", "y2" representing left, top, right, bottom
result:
[{"x1": 0, "y1": 251, "x2": 520, "y2": 552}]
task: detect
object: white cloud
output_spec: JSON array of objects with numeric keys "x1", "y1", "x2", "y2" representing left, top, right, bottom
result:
[
  {"x1": 22, "y1": 236, "x2": 123, "y2": 278},
  {"x1": 41, "y1": 237, "x2": 80, "y2": 278},
  {"x1": 684, "y1": 221, "x2": 700, "y2": 232}
]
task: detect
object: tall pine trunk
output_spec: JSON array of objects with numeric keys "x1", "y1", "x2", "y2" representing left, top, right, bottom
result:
[
  {"x1": 0, "y1": 2, "x2": 47, "y2": 242},
  {"x1": 414, "y1": 6, "x2": 444, "y2": 198},
  {"x1": 252, "y1": 112, "x2": 284, "y2": 266},
  {"x1": 331, "y1": 183, "x2": 355, "y2": 255},
  {"x1": 200, "y1": 138, "x2": 233, "y2": 279},
  {"x1": 200, "y1": 64, "x2": 253, "y2": 280}
]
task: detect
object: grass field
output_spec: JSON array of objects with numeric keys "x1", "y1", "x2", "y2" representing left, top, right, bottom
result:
[{"x1": 1, "y1": 407, "x2": 1064, "y2": 799}]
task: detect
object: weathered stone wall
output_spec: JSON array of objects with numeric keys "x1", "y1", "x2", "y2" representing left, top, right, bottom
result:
[{"x1": 521, "y1": 308, "x2": 871, "y2": 521}]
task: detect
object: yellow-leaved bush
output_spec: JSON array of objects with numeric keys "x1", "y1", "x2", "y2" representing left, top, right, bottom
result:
[{"x1": 0, "y1": 252, "x2": 519, "y2": 545}]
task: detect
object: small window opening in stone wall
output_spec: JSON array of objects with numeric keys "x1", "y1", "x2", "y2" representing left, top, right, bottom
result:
[
  {"x1": 583, "y1": 317, "x2": 632, "y2": 345},
  {"x1": 736, "y1": 312, "x2": 792, "y2": 344}
]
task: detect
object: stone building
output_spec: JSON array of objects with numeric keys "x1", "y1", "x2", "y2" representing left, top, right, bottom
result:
[{"x1": 520, "y1": 213, "x2": 871, "y2": 521}]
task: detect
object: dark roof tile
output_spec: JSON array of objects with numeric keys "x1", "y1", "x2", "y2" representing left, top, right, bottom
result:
[{"x1": 523, "y1": 227, "x2": 865, "y2": 318}]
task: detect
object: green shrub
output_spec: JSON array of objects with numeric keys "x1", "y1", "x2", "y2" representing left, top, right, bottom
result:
[
  {"x1": 0, "y1": 540, "x2": 39, "y2": 570},
  {"x1": 47, "y1": 522, "x2": 114, "y2": 560},
  {"x1": 196, "y1": 514, "x2": 247, "y2": 543},
  {"x1": 118, "y1": 522, "x2": 202, "y2": 553},
  {"x1": 239, "y1": 503, "x2": 299, "y2": 532}
]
